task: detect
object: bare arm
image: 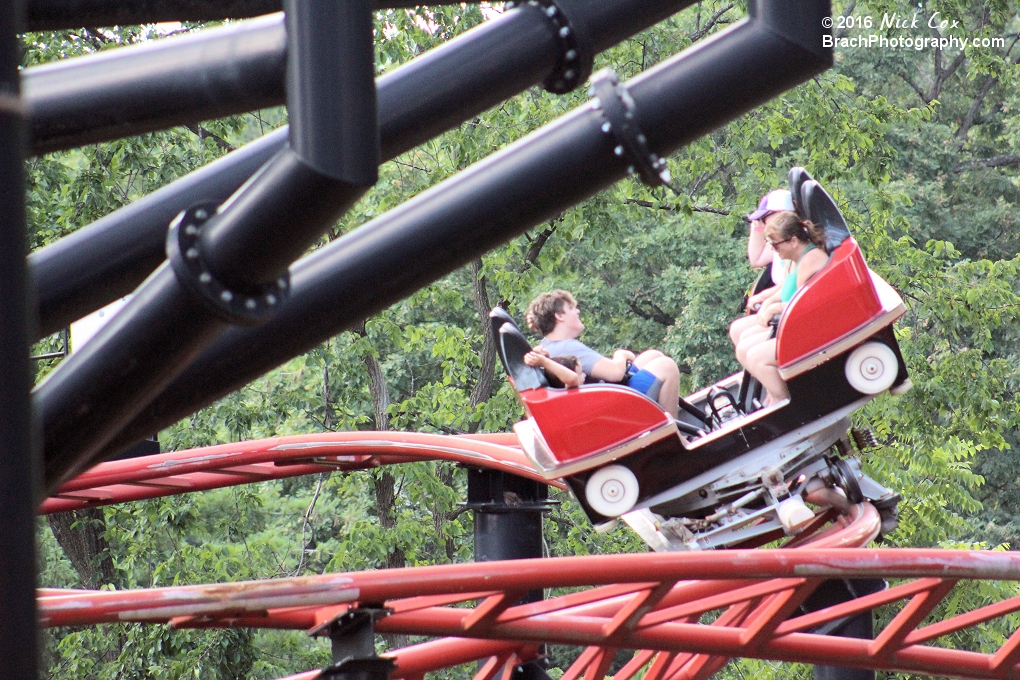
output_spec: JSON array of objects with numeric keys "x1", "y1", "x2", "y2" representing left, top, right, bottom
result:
[
  {"x1": 755, "y1": 250, "x2": 829, "y2": 327},
  {"x1": 746, "y1": 284, "x2": 780, "y2": 312},
  {"x1": 757, "y1": 300, "x2": 786, "y2": 327},
  {"x1": 747, "y1": 220, "x2": 773, "y2": 267},
  {"x1": 796, "y1": 249, "x2": 830, "y2": 285},
  {"x1": 524, "y1": 351, "x2": 582, "y2": 388},
  {"x1": 590, "y1": 349, "x2": 635, "y2": 383}
]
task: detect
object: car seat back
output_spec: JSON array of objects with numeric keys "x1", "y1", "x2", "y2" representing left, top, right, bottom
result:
[
  {"x1": 489, "y1": 306, "x2": 515, "y2": 343},
  {"x1": 802, "y1": 180, "x2": 851, "y2": 253},
  {"x1": 776, "y1": 238, "x2": 882, "y2": 369},
  {"x1": 489, "y1": 308, "x2": 548, "y2": 391},
  {"x1": 788, "y1": 168, "x2": 852, "y2": 254},
  {"x1": 788, "y1": 166, "x2": 813, "y2": 215}
]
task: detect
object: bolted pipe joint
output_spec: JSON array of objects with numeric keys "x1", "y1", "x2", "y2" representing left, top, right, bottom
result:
[
  {"x1": 195, "y1": 147, "x2": 367, "y2": 294},
  {"x1": 167, "y1": 203, "x2": 290, "y2": 325},
  {"x1": 589, "y1": 68, "x2": 671, "y2": 186},
  {"x1": 505, "y1": 0, "x2": 594, "y2": 95}
]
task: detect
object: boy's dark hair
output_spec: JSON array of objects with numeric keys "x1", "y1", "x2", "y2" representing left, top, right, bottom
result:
[
  {"x1": 525, "y1": 289, "x2": 577, "y2": 336},
  {"x1": 544, "y1": 355, "x2": 578, "y2": 389}
]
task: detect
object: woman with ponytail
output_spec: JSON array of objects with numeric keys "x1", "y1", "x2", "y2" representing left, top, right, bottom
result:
[{"x1": 730, "y1": 211, "x2": 829, "y2": 404}]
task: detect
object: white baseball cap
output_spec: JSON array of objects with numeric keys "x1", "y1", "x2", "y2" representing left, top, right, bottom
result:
[{"x1": 745, "y1": 189, "x2": 795, "y2": 222}]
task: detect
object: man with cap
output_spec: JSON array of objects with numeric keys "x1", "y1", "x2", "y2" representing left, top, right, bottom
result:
[{"x1": 729, "y1": 189, "x2": 796, "y2": 347}]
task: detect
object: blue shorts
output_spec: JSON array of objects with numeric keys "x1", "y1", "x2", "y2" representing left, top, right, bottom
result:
[{"x1": 624, "y1": 367, "x2": 663, "y2": 402}]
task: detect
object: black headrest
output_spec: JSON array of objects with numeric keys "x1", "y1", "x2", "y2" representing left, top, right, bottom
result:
[
  {"x1": 497, "y1": 324, "x2": 548, "y2": 391},
  {"x1": 802, "y1": 180, "x2": 851, "y2": 252},
  {"x1": 788, "y1": 166, "x2": 813, "y2": 218},
  {"x1": 489, "y1": 306, "x2": 515, "y2": 340},
  {"x1": 489, "y1": 307, "x2": 517, "y2": 377}
]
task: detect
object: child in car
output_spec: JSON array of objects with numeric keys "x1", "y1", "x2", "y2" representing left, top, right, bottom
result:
[{"x1": 524, "y1": 350, "x2": 584, "y2": 388}]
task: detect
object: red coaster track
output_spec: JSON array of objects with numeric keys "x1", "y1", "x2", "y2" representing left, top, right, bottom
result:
[
  {"x1": 41, "y1": 434, "x2": 1020, "y2": 680},
  {"x1": 42, "y1": 431, "x2": 552, "y2": 514}
]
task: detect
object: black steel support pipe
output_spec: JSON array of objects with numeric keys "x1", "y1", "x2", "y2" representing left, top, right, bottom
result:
[
  {"x1": 25, "y1": 13, "x2": 286, "y2": 154},
  {"x1": 25, "y1": 0, "x2": 691, "y2": 155},
  {"x1": 468, "y1": 469, "x2": 551, "y2": 680},
  {"x1": 0, "y1": 0, "x2": 40, "y2": 673},
  {"x1": 29, "y1": 0, "x2": 697, "y2": 338},
  {"x1": 38, "y1": 0, "x2": 378, "y2": 488},
  {"x1": 197, "y1": 0, "x2": 377, "y2": 290},
  {"x1": 39, "y1": 264, "x2": 229, "y2": 486},
  {"x1": 25, "y1": 0, "x2": 466, "y2": 33},
  {"x1": 469, "y1": 468, "x2": 548, "y2": 604},
  {"x1": 31, "y1": 128, "x2": 284, "y2": 337},
  {"x1": 86, "y1": 0, "x2": 832, "y2": 482}
]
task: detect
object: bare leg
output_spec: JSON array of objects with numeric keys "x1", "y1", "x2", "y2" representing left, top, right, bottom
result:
[
  {"x1": 735, "y1": 325, "x2": 771, "y2": 367},
  {"x1": 729, "y1": 315, "x2": 759, "y2": 346},
  {"x1": 635, "y1": 351, "x2": 681, "y2": 419},
  {"x1": 634, "y1": 349, "x2": 664, "y2": 362},
  {"x1": 744, "y1": 339, "x2": 789, "y2": 402}
]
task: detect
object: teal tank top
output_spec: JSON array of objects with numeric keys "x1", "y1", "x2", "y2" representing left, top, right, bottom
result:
[{"x1": 780, "y1": 244, "x2": 817, "y2": 303}]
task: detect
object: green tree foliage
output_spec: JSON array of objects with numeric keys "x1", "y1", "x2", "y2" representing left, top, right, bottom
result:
[{"x1": 28, "y1": 1, "x2": 1020, "y2": 677}]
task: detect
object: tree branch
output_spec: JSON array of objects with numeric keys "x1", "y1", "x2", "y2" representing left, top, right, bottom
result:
[
  {"x1": 897, "y1": 70, "x2": 930, "y2": 104},
  {"x1": 627, "y1": 297, "x2": 674, "y2": 327},
  {"x1": 928, "y1": 48, "x2": 967, "y2": 103},
  {"x1": 834, "y1": 0, "x2": 856, "y2": 39},
  {"x1": 184, "y1": 123, "x2": 236, "y2": 152},
  {"x1": 952, "y1": 155, "x2": 1020, "y2": 172},
  {"x1": 955, "y1": 35, "x2": 1020, "y2": 143},
  {"x1": 955, "y1": 75, "x2": 995, "y2": 142},
  {"x1": 625, "y1": 198, "x2": 730, "y2": 215},
  {"x1": 520, "y1": 223, "x2": 556, "y2": 273},
  {"x1": 688, "y1": 3, "x2": 734, "y2": 41}
]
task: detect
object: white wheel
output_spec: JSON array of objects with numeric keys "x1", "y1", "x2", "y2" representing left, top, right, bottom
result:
[
  {"x1": 777, "y1": 495, "x2": 815, "y2": 532},
  {"x1": 585, "y1": 465, "x2": 639, "y2": 517},
  {"x1": 844, "y1": 342, "x2": 898, "y2": 395}
]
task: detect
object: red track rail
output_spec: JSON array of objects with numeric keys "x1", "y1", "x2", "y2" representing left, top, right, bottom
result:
[
  {"x1": 42, "y1": 536, "x2": 1020, "y2": 678},
  {"x1": 43, "y1": 431, "x2": 556, "y2": 513},
  {"x1": 45, "y1": 435, "x2": 1020, "y2": 680},
  {"x1": 55, "y1": 505, "x2": 1020, "y2": 680}
]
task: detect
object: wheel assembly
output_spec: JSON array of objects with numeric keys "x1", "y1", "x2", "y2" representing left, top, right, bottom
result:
[
  {"x1": 585, "y1": 465, "x2": 639, "y2": 517},
  {"x1": 844, "y1": 342, "x2": 898, "y2": 394},
  {"x1": 831, "y1": 458, "x2": 864, "y2": 504}
]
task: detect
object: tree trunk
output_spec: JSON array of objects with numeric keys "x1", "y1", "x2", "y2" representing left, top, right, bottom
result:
[
  {"x1": 373, "y1": 469, "x2": 409, "y2": 649},
  {"x1": 356, "y1": 322, "x2": 409, "y2": 649},
  {"x1": 469, "y1": 259, "x2": 497, "y2": 419},
  {"x1": 47, "y1": 508, "x2": 118, "y2": 590},
  {"x1": 356, "y1": 322, "x2": 390, "y2": 431}
]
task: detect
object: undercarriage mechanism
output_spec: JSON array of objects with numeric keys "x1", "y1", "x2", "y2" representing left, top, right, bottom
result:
[{"x1": 617, "y1": 425, "x2": 900, "y2": 551}]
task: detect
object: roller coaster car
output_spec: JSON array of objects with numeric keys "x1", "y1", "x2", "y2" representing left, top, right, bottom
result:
[{"x1": 494, "y1": 169, "x2": 906, "y2": 550}]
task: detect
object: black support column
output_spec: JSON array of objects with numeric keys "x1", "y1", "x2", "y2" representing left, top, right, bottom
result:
[
  {"x1": 467, "y1": 469, "x2": 553, "y2": 679},
  {"x1": 0, "y1": 0, "x2": 40, "y2": 674}
]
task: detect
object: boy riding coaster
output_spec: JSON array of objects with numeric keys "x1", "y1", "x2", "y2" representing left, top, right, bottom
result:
[{"x1": 524, "y1": 290, "x2": 682, "y2": 419}]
